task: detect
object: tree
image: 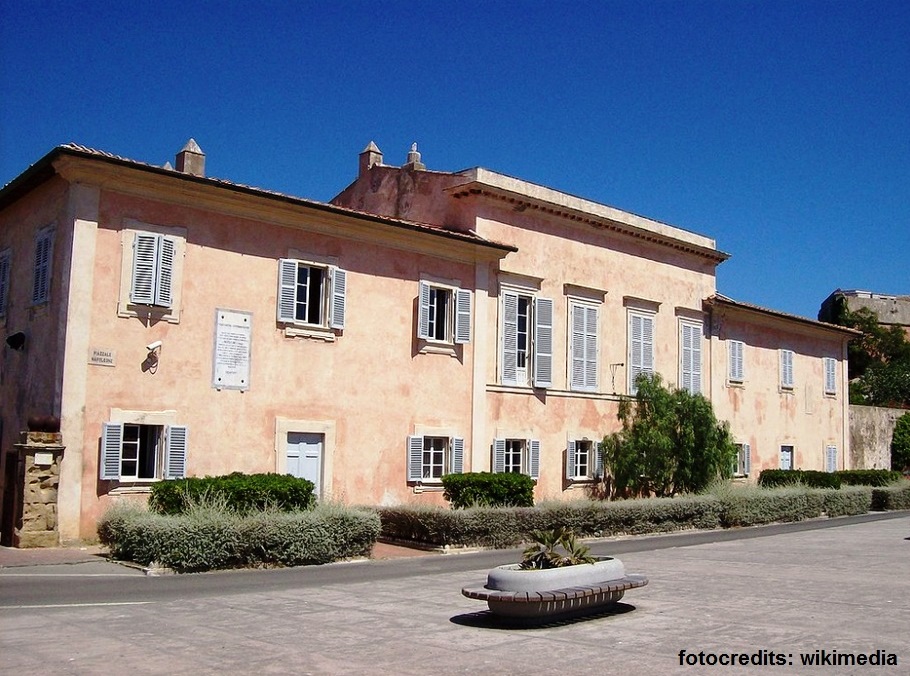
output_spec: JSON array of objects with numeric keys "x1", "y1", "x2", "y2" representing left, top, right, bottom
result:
[
  {"x1": 601, "y1": 374, "x2": 736, "y2": 498},
  {"x1": 891, "y1": 413, "x2": 910, "y2": 473}
]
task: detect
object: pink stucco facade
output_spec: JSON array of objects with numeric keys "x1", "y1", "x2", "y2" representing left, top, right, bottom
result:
[{"x1": 0, "y1": 141, "x2": 856, "y2": 543}]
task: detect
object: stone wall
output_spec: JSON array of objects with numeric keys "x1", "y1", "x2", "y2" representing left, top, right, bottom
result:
[
  {"x1": 849, "y1": 405, "x2": 908, "y2": 470},
  {"x1": 14, "y1": 432, "x2": 65, "y2": 547}
]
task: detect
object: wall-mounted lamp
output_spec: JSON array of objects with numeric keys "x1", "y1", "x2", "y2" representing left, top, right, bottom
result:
[{"x1": 5, "y1": 332, "x2": 26, "y2": 351}]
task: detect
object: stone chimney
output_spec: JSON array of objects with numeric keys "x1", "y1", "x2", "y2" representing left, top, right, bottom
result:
[
  {"x1": 402, "y1": 142, "x2": 425, "y2": 171},
  {"x1": 359, "y1": 141, "x2": 383, "y2": 176},
  {"x1": 175, "y1": 138, "x2": 205, "y2": 177}
]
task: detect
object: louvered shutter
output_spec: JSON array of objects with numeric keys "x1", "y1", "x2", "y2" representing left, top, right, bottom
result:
[
  {"x1": 164, "y1": 425, "x2": 188, "y2": 479},
  {"x1": 781, "y1": 350, "x2": 794, "y2": 388},
  {"x1": 642, "y1": 314, "x2": 654, "y2": 375},
  {"x1": 0, "y1": 250, "x2": 10, "y2": 317},
  {"x1": 566, "y1": 440, "x2": 577, "y2": 480},
  {"x1": 742, "y1": 443, "x2": 751, "y2": 476},
  {"x1": 417, "y1": 281, "x2": 431, "y2": 339},
  {"x1": 329, "y1": 267, "x2": 347, "y2": 329},
  {"x1": 528, "y1": 439, "x2": 541, "y2": 480},
  {"x1": 493, "y1": 438, "x2": 506, "y2": 473},
  {"x1": 131, "y1": 233, "x2": 159, "y2": 305},
  {"x1": 501, "y1": 292, "x2": 519, "y2": 384},
  {"x1": 533, "y1": 297, "x2": 553, "y2": 388},
  {"x1": 454, "y1": 288, "x2": 472, "y2": 344},
  {"x1": 32, "y1": 229, "x2": 53, "y2": 305},
  {"x1": 630, "y1": 314, "x2": 643, "y2": 391},
  {"x1": 277, "y1": 259, "x2": 298, "y2": 323},
  {"x1": 729, "y1": 341, "x2": 745, "y2": 382},
  {"x1": 681, "y1": 323, "x2": 702, "y2": 394},
  {"x1": 451, "y1": 437, "x2": 465, "y2": 474},
  {"x1": 154, "y1": 236, "x2": 175, "y2": 307},
  {"x1": 584, "y1": 306, "x2": 598, "y2": 390},
  {"x1": 826, "y1": 445, "x2": 837, "y2": 473},
  {"x1": 594, "y1": 442, "x2": 604, "y2": 477},
  {"x1": 824, "y1": 358, "x2": 836, "y2": 394},
  {"x1": 571, "y1": 305, "x2": 586, "y2": 390},
  {"x1": 100, "y1": 422, "x2": 123, "y2": 480},
  {"x1": 407, "y1": 436, "x2": 424, "y2": 481}
]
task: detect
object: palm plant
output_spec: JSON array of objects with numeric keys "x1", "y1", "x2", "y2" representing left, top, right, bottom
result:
[{"x1": 519, "y1": 527, "x2": 595, "y2": 569}]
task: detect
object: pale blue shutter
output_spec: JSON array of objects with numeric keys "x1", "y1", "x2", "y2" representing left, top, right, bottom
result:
[
  {"x1": 584, "y1": 306, "x2": 598, "y2": 390},
  {"x1": 493, "y1": 438, "x2": 506, "y2": 473},
  {"x1": 630, "y1": 313, "x2": 643, "y2": 391},
  {"x1": 164, "y1": 425, "x2": 188, "y2": 479},
  {"x1": 528, "y1": 439, "x2": 541, "y2": 480},
  {"x1": 154, "y1": 236, "x2": 175, "y2": 307},
  {"x1": 826, "y1": 445, "x2": 837, "y2": 473},
  {"x1": 729, "y1": 340, "x2": 745, "y2": 382},
  {"x1": 781, "y1": 350, "x2": 794, "y2": 388},
  {"x1": 277, "y1": 259, "x2": 298, "y2": 323},
  {"x1": 329, "y1": 267, "x2": 347, "y2": 329},
  {"x1": 742, "y1": 443, "x2": 751, "y2": 476},
  {"x1": 824, "y1": 358, "x2": 836, "y2": 394},
  {"x1": 454, "y1": 288, "x2": 472, "y2": 344},
  {"x1": 570, "y1": 304, "x2": 586, "y2": 390},
  {"x1": 417, "y1": 281, "x2": 431, "y2": 339},
  {"x1": 501, "y1": 292, "x2": 519, "y2": 384},
  {"x1": 566, "y1": 440, "x2": 576, "y2": 480},
  {"x1": 594, "y1": 442, "x2": 604, "y2": 477},
  {"x1": 451, "y1": 437, "x2": 465, "y2": 474},
  {"x1": 533, "y1": 297, "x2": 553, "y2": 388},
  {"x1": 0, "y1": 250, "x2": 10, "y2": 317},
  {"x1": 407, "y1": 436, "x2": 424, "y2": 481},
  {"x1": 681, "y1": 323, "x2": 702, "y2": 394},
  {"x1": 100, "y1": 422, "x2": 123, "y2": 480},
  {"x1": 131, "y1": 233, "x2": 159, "y2": 305},
  {"x1": 642, "y1": 314, "x2": 654, "y2": 376}
]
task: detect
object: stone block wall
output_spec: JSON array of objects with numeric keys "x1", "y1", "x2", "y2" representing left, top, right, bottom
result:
[
  {"x1": 14, "y1": 432, "x2": 65, "y2": 547},
  {"x1": 849, "y1": 405, "x2": 907, "y2": 470}
]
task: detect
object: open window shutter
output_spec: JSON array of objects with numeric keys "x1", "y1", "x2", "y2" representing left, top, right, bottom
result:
[
  {"x1": 584, "y1": 306, "x2": 598, "y2": 390},
  {"x1": 595, "y1": 442, "x2": 604, "y2": 477},
  {"x1": 492, "y1": 438, "x2": 506, "y2": 473},
  {"x1": 417, "y1": 281, "x2": 431, "y2": 339},
  {"x1": 570, "y1": 304, "x2": 586, "y2": 389},
  {"x1": 0, "y1": 250, "x2": 10, "y2": 316},
  {"x1": 630, "y1": 314, "x2": 643, "y2": 391},
  {"x1": 528, "y1": 439, "x2": 541, "y2": 480},
  {"x1": 681, "y1": 324, "x2": 693, "y2": 392},
  {"x1": 329, "y1": 267, "x2": 347, "y2": 329},
  {"x1": 450, "y1": 437, "x2": 465, "y2": 474},
  {"x1": 131, "y1": 233, "x2": 159, "y2": 305},
  {"x1": 154, "y1": 236, "x2": 175, "y2": 307},
  {"x1": 501, "y1": 292, "x2": 519, "y2": 384},
  {"x1": 533, "y1": 297, "x2": 553, "y2": 388},
  {"x1": 164, "y1": 425, "x2": 188, "y2": 479},
  {"x1": 691, "y1": 325, "x2": 702, "y2": 393},
  {"x1": 407, "y1": 436, "x2": 424, "y2": 481},
  {"x1": 743, "y1": 443, "x2": 751, "y2": 476},
  {"x1": 454, "y1": 288, "x2": 472, "y2": 344},
  {"x1": 642, "y1": 315, "x2": 654, "y2": 375},
  {"x1": 277, "y1": 259, "x2": 298, "y2": 323},
  {"x1": 100, "y1": 422, "x2": 123, "y2": 480},
  {"x1": 566, "y1": 440, "x2": 576, "y2": 480}
]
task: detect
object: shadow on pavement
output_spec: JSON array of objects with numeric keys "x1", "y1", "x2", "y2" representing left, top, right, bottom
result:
[{"x1": 449, "y1": 602, "x2": 638, "y2": 630}]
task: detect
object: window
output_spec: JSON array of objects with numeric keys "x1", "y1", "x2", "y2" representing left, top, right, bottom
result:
[
  {"x1": 32, "y1": 227, "x2": 54, "y2": 305},
  {"x1": 570, "y1": 302, "x2": 598, "y2": 391},
  {"x1": 780, "y1": 349, "x2": 795, "y2": 389},
  {"x1": 277, "y1": 259, "x2": 346, "y2": 329},
  {"x1": 825, "y1": 445, "x2": 837, "y2": 473},
  {"x1": 733, "y1": 442, "x2": 751, "y2": 477},
  {"x1": 100, "y1": 422, "x2": 187, "y2": 481},
  {"x1": 501, "y1": 292, "x2": 553, "y2": 388},
  {"x1": 130, "y1": 233, "x2": 176, "y2": 307},
  {"x1": 728, "y1": 340, "x2": 745, "y2": 384},
  {"x1": 407, "y1": 435, "x2": 464, "y2": 481},
  {"x1": 628, "y1": 311, "x2": 655, "y2": 393},
  {"x1": 679, "y1": 321, "x2": 703, "y2": 394},
  {"x1": 567, "y1": 439, "x2": 602, "y2": 480},
  {"x1": 0, "y1": 248, "x2": 10, "y2": 318},
  {"x1": 492, "y1": 438, "x2": 540, "y2": 479},
  {"x1": 417, "y1": 281, "x2": 470, "y2": 344},
  {"x1": 780, "y1": 445, "x2": 794, "y2": 470},
  {"x1": 824, "y1": 358, "x2": 837, "y2": 395}
]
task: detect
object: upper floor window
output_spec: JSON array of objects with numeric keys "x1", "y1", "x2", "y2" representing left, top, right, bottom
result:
[
  {"x1": 679, "y1": 321, "x2": 703, "y2": 395},
  {"x1": 32, "y1": 226, "x2": 54, "y2": 305},
  {"x1": 501, "y1": 291, "x2": 553, "y2": 388},
  {"x1": 418, "y1": 281, "x2": 470, "y2": 344},
  {"x1": 823, "y1": 357, "x2": 837, "y2": 395},
  {"x1": 728, "y1": 340, "x2": 745, "y2": 384},
  {"x1": 567, "y1": 439, "x2": 602, "y2": 481},
  {"x1": 780, "y1": 349, "x2": 795, "y2": 390},
  {"x1": 131, "y1": 233, "x2": 176, "y2": 308},
  {"x1": 407, "y1": 435, "x2": 464, "y2": 481},
  {"x1": 492, "y1": 438, "x2": 540, "y2": 479},
  {"x1": 100, "y1": 421, "x2": 187, "y2": 481},
  {"x1": 628, "y1": 310, "x2": 655, "y2": 394},
  {"x1": 0, "y1": 248, "x2": 11, "y2": 318},
  {"x1": 277, "y1": 259, "x2": 346, "y2": 329},
  {"x1": 570, "y1": 302, "x2": 598, "y2": 392}
]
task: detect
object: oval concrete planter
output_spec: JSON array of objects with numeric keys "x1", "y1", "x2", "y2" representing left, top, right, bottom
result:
[{"x1": 486, "y1": 556, "x2": 626, "y2": 592}]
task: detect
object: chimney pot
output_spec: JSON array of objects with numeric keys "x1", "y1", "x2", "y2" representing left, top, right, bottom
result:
[
  {"x1": 176, "y1": 138, "x2": 205, "y2": 177},
  {"x1": 359, "y1": 141, "x2": 383, "y2": 176}
]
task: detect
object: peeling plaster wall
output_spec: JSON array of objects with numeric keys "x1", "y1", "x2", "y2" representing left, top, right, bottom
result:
[{"x1": 849, "y1": 405, "x2": 906, "y2": 470}]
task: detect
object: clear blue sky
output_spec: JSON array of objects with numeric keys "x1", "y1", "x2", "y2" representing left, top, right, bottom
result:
[{"x1": 2, "y1": 1, "x2": 907, "y2": 320}]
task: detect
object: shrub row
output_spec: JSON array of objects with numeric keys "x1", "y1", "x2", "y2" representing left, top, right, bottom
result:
[
  {"x1": 872, "y1": 482, "x2": 910, "y2": 511},
  {"x1": 98, "y1": 502, "x2": 379, "y2": 572},
  {"x1": 148, "y1": 472, "x2": 316, "y2": 515},
  {"x1": 441, "y1": 472, "x2": 535, "y2": 508},
  {"x1": 758, "y1": 469, "x2": 903, "y2": 489}
]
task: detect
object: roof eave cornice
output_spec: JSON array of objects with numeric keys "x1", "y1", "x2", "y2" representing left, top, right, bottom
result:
[{"x1": 704, "y1": 295, "x2": 862, "y2": 338}]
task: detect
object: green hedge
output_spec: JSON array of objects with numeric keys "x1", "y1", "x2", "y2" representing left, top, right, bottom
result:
[
  {"x1": 98, "y1": 502, "x2": 379, "y2": 572},
  {"x1": 872, "y1": 482, "x2": 910, "y2": 511},
  {"x1": 820, "y1": 486, "x2": 873, "y2": 517},
  {"x1": 836, "y1": 470, "x2": 903, "y2": 487},
  {"x1": 716, "y1": 486, "x2": 826, "y2": 527},
  {"x1": 758, "y1": 469, "x2": 841, "y2": 489},
  {"x1": 148, "y1": 472, "x2": 316, "y2": 515},
  {"x1": 441, "y1": 472, "x2": 535, "y2": 508}
]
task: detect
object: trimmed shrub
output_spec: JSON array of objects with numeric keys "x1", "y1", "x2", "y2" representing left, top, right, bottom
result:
[
  {"x1": 872, "y1": 482, "x2": 910, "y2": 511},
  {"x1": 892, "y1": 412, "x2": 910, "y2": 472},
  {"x1": 441, "y1": 472, "x2": 535, "y2": 508},
  {"x1": 836, "y1": 469, "x2": 903, "y2": 487},
  {"x1": 708, "y1": 483, "x2": 825, "y2": 527},
  {"x1": 148, "y1": 472, "x2": 316, "y2": 515},
  {"x1": 820, "y1": 486, "x2": 873, "y2": 517},
  {"x1": 758, "y1": 469, "x2": 841, "y2": 489}
]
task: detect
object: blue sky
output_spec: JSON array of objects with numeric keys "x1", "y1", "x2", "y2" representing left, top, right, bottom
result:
[{"x1": 2, "y1": 1, "x2": 907, "y2": 320}]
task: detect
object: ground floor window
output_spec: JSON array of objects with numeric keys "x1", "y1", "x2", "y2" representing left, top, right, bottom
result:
[
  {"x1": 407, "y1": 434, "x2": 464, "y2": 481},
  {"x1": 100, "y1": 422, "x2": 187, "y2": 481},
  {"x1": 493, "y1": 438, "x2": 540, "y2": 479},
  {"x1": 733, "y1": 442, "x2": 751, "y2": 477},
  {"x1": 567, "y1": 439, "x2": 602, "y2": 480},
  {"x1": 779, "y1": 445, "x2": 794, "y2": 470}
]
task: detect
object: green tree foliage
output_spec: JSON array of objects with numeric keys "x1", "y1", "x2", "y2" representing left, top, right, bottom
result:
[
  {"x1": 601, "y1": 374, "x2": 736, "y2": 498},
  {"x1": 891, "y1": 413, "x2": 910, "y2": 472}
]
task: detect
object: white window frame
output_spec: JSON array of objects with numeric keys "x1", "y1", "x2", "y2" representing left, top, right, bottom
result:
[
  {"x1": 823, "y1": 357, "x2": 837, "y2": 396},
  {"x1": 500, "y1": 291, "x2": 553, "y2": 388},
  {"x1": 733, "y1": 442, "x2": 751, "y2": 477},
  {"x1": 417, "y1": 280, "x2": 471, "y2": 346},
  {"x1": 728, "y1": 340, "x2": 745, "y2": 384},
  {"x1": 277, "y1": 258, "x2": 346, "y2": 331},
  {"x1": 825, "y1": 445, "x2": 838, "y2": 473},
  {"x1": 569, "y1": 301, "x2": 599, "y2": 392},
  {"x1": 780, "y1": 444, "x2": 794, "y2": 470},
  {"x1": 492, "y1": 438, "x2": 541, "y2": 479},
  {"x1": 118, "y1": 224, "x2": 186, "y2": 324},
  {"x1": 100, "y1": 421, "x2": 187, "y2": 481},
  {"x1": 780, "y1": 349, "x2": 795, "y2": 390},
  {"x1": 0, "y1": 248, "x2": 11, "y2": 319},
  {"x1": 628, "y1": 309, "x2": 655, "y2": 394},
  {"x1": 406, "y1": 435, "x2": 464, "y2": 482},
  {"x1": 31, "y1": 226, "x2": 54, "y2": 306},
  {"x1": 566, "y1": 439, "x2": 603, "y2": 481},
  {"x1": 679, "y1": 320, "x2": 703, "y2": 395}
]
